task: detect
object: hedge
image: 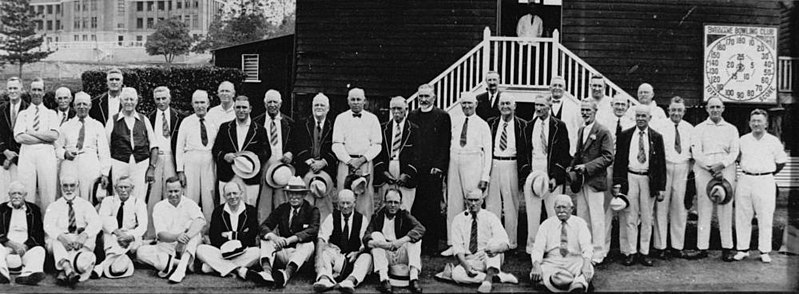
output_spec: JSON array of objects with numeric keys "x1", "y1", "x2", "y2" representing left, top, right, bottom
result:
[{"x1": 81, "y1": 66, "x2": 248, "y2": 115}]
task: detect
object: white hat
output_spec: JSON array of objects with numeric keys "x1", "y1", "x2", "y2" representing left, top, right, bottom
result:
[
  {"x1": 73, "y1": 251, "x2": 97, "y2": 282},
  {"x1": 220, "y1": 240, "x2": 246, "y2": 259},
  {"x1": 610, "y1": 194, "x2": 630, "y2": 211},
  {"x1": 524, "y1": 170, "x2": 549, "y2": 199},
  {"x1": 265, "y1": 163, "x2": 295, "y2": 188},
  {"x1": 232, "y1": 151, "x2": 262, "y2": 179},
  {"x1": 103, "y1": 254, "x2": 134, "y2": 279}
]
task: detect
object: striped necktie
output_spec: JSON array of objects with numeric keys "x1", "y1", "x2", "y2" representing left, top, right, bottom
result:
[
  {"x1": 270, "y1": 120, "x2": 279, "y2": 147},
  {"x1": 392, "y1": 123, "x2": 402, "y2": 159},
  {"x1": 32, "y1": 106, "x2": 40, "y2": 131},
  {"x1": 638, "y1": 130, "x2": 646, "y2": 163},
  {"x1": 498, "y1": 121, "x2": 508, "y2": 151},
  {"x1": 60, "y1": 111, "x2": 68, "y2": 126},
  {"x1": 67, "y1": 199, "x2": 77, "y2": 233}
]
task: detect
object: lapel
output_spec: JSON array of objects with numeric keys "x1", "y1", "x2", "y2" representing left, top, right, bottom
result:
[
  {"x1": 100, "y1": 94, "x2": 109, "y2": 123},
  {"x1": 401, "y1": 120, "x2": 412, "y2": 147},
  {"x1": 227, "y1": 121, "x2": 240, "y2": 152},
  {"x1": 548, "y1": 116, "x2": 558, "y2": 147},
  {"x1": 582, "y1": 123, "x2": 598, "y2": 152},
  {"x1": 490, "y1": 117, "x2": 499, "y2": 136},
  {"x1": 169, "y1": 108, "x2": 180, "y2": 137}
]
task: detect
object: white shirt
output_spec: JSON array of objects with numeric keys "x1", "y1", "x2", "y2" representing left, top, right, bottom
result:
[
  {"x1": 264, "y1": 114, "x2": 284, "y2": 158},
  {"x1": 552, "y1": 94, "x2": 582, "y2": 156},
  {"x1": 601, "y1": 115, "x2": 635, "y2": 145},
  {"x1": 653, "y1": 119, "x2": 693, "y2": 164},
  {"x1": 97, "y1": 196, "x2": 148, "y2": 241},
  {"x1": 43, "y1": 195, "x2": 101, "y2": 240},
  {"x1": 105, "y1": 112, "x2": 158, "y2": 152},
  {"x1": 582, "y1": 121, "x2": 596, "y2": 145},
  {"x1": 332, "y1": 110, "x2": 382, "y2": 162},
  {"x1": 8, "y1": 100, "x2": 21, "y2": 122},
  {"x1": 318, "y1": 212, "x2": 369, "y2": 251},
  {"x1": 530, "y1": 216, "x2": 593, "y2": 263},
  {"x1": 493, "y1": 117, "x2": 516, "y2": 157},
  {"x1": 8, "y1": 204, "x2": 28, "y2": 244},
  {"x1": 152, "y1": 196, "x2": 204, "y2": 236},
  {"x1": 236, "y1": 117, "x2": 251, "y2": 151},
  {"x1": 382, "y1": 216, "x2": 397, "y2": 241},
  {"x1": 739, "y1": 132, "x2": 787, "y2": 174},
  {"x1": 531, "y1": 117, "x2": 548, "y2": 159},
  {"x1": 450, "y1": 209, "x2": 509, "y2": 256},
  {"x1": 13, "y1": 103, "x2": 60, "y2": 148},
  {"x1": 451, "y1": 114, "x2": 493, "y2": 181},
  {"x1": 153, "y1": 109, "x2": 173, "y2": 154},
  {"x1": 206, "y1": 104, "x2": 235, "y2": 127},
  {"x1": 691, "y1": 118, "x2": 739, "y2": 169},
  {"x1": 176, "y1": 114, "x2": 218, "y2": 172},
  {"x1": 108, "y1": 94, "x2": 121, "y2": 119},
  {"x1": 628, "y1": 127, "x2": 650, "y2": 171},
  {"x1": 223, "y1": 203, "x2": 245, "y2": 232},
  {"x1": 57, "y1": 110, "x2": 71, "y2": 125},
  {"x1": 56, "y1": 116, "x2": 111, "y2": 176},
  {"x1": 588, "y1": 96, "x2": 614, "y2": 129}
]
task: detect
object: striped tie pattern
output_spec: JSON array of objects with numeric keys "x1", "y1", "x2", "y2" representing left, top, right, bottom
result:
[
  {"x1": 67, "y1": 200, "x2": 77, "y2": 233},
  {"x1": 270, "y1": 120, "x2": 279, "y2": 147},
  {"x1": 32, "y1": 107, "x2": 40, "y2": 131},
  {"x1": 498, "y1": 121, "x2": 508, "y2": 151},
  {"x1": 638, "y1": 130, "x2": 647, "y2": 163},
  {"x1": 469, "y1": 213, "x2": 478, "y2": 254},
  {"x1": 540, "y1": 121, "x2": 548, "y2": 153},
  {"x1": 392, "y1": 123, "x2": 402, "y2": 159},
  {"x1": 560, "y1": 221, "x2": 568, "y2": 257}
]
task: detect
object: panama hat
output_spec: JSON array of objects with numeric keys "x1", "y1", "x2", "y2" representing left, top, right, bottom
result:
[
  {"x1": 264, "y1": 163, "x2": 295, "y2": 188},
  {"x1": 284, "y1": 176, "x2": 310, "y2": 192},
  {"x1": 543, "y1": 270, "x2": 574, "y2": 292},
  {"x1": 220, "y1": 240, "x2": 246, "y2": 259},
  {"x1": 303, "y1": 171, "x2": 333, "y2": 199},
  {"x1": 388, "y1": 264, "x2": 411, "y2": 287},
  {"x1": 568, "y1": 171, "x2": 584, "y2": 193},
  {"x1": 706, "y1": 177, "x2": 733, "y2": 205},
  {"x1": 610, "y1": 193, "x2": 630, "y2": 211},
  {"x1": 73, "y1": 251, "x2": 97, "y2": 282},
  {"x1": 232, "y1": 151, "x2": 261, "y2": 179},
  {"x1": 103, "y1": 254, "x2": 134, "y2": 279},
  {"x1": 523, "y1": 170, "x2": 550, "y2": 199},
  {"x1": 7, "y1": 254, "x2": 22, "y2": 275},
  {"x1": 345, "y1": 174, "x2": 369, "y2": 195}
]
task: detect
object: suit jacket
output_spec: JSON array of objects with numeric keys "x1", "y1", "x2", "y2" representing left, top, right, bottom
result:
[
  {"x1": 571, "y1": 122, "x2": 615, "y2": 191},
  {"x1": 407, "y1": 107, "x2": 450, "y2": 174},
  {"x1": 212, "y1": 118, "x2": 271, "y2": 185},
  {"x1": 521, "y1": 116, "x2": 572, "y2": 185},
  {"x1": 362, "y1": 207, "x2": 425, "y2": 246},
  {"x1": 0, "y1": 100, "x2": 29, "y2": 163},
  {"x1": 373, "y1": 119, "x2": 418, "y2": 187},
  {"x1": 55, "y1": 108, "x2": 77, "y2": 126},
  {"x1": 613, "y1": 127, "x2": 667, "y2": 195},
  {"x1": 253, "y1": 112, "x2": 294, "y2": 153},
  {"x1": 487, "y1": 116, "x2": 528, "y2": 179},
  {"x1": 147, "y1": 108, "x2": 186, "y2": 164},
  {"x1": 259, "y1": 200, "x2": 319, "y2": 243},
  {"x1": 0, "y1": 201, "x2": 45, "y2": 249},
  {"x1": 288, "y1": 116, "x2": 336, "y2": 178},
  {"x1": 476, "y1": 90, "x2": 502, "y2": 120},
  {"x1": 208, "y1": 204, "x2": 260, "y2": 248},
  {"x1": 89, "y1": 92, "x2": 113, "y2": 125}
]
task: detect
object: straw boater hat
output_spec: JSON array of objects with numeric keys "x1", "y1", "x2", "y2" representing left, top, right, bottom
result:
[
  {"x1": 303, "y1": 171, "x2": 333, "y2": 199},
  {"x1": 73, "y1": 251, "x2": 97, "y2": 282},
  {"x1": 103, "y1": 254, "x2": 134, "y2": 279},
  {"x1": 706, "y1": 178, "x2": 733, "y2": 205},
  {"x1": 524, "y1": 170, "x2": 550, "y2": 199},
  {"x1": 544, "y1": 270, "x2": 575, "y2": 292},
  {"x1": 232, "y1": 151, "x2": 262, "y2": 179},
  {"x1": 610, "y1": 193, "x2": 630, "y2": 211},
  {"x1": 264, "y1": 163, "x2": 295, "y2": 188},
  {"x1": 345, "y1": 174, "x2": 369, "y2": 195},
  {"x1": 220, "y1": 240, "x2": 246, "y2": 259},
  {"x1": 284, "y1": 176, "x2": 310, "y2": 192}
]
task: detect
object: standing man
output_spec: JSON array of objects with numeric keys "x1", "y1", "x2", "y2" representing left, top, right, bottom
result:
[
  {"x1": 147, "y1": 86, "x2": 185, "y2": 237},
  {"x1": 206, "y1": 81, "x2": 237, "y2": 127},
  {"x1": 688, "y1": 97, "x2": 739, "y2": 261},
  {"x1": 613, "y1": 105, "x2": 666, "y2": 267},
  {"x1": 176, "y1": 90, "x2": 218, "y2": 222},
  {"x1": 93, "y1": 176, "x2": 148, "y2": 278},
  {"x1": 569, "y1": 98, "x2": 614, "y2": 265},
  {"x1": 254, "y1": 90, "x2": 294, "y2": 220},
  {"x1": 15, "y1": 78, "x2": 59, "y2": 210},
  {"x1": 105, "y1": 87, "x2": 159, "y2": 202},
  {"x1": 486, "y1": 94, "x2": 527, "y2": 252},
  {"x1": 549, "y1": 76, "x2": 581, "y2": 156},
  {"x1": 213, "y1": 96, "x2": 270, "y2": 207},
  {"x1": 407, "y1": 84, "x2": 450, "y2": 255},
  {"x1": 374, "y1": 97, "x2": 418, "y2": 211},
  {"x1": 0, "y1": 181, "x2": 46, "y2": 285},
  {"x1": 0, "y1": 77, "x2": 29, "y2": 199},
  {"x1": 636, "y1": 83, "x2": 667, "y2": 122},
  {"x1": 442, "y1": 92, "x2": 492, "y2": 257},
  {"x1": 332, "y1": 88, "x2": 382, "y2": 220},
  {"x1": 585, "y1": 75, "x2": 614, "y2": 126},
  {"x1": 54, "y1": 87, "x2": 76, "y2": 126},
  {"x1": 733, "y1": 109, "x2": 786, "y2": 263},
  {"x1": 89, "y1": 68, "x2": 124, "y2": 125},
  {"x1": 476, "y1": 71, "x2": 502, "y2": 120},
  {"x1": 651, "y1": 96, "x2": 693, "y2": 259}
]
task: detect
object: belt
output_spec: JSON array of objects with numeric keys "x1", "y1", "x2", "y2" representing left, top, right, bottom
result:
[
  {"x1": 743, "y1": 171, "x2": 773, "y2": 176},
  {"x1": 628, "y1": 169, "x2": 648, "y2": 176},
  {"x1": 493, "y1": 156, "x2": 516, "y2": 161}
]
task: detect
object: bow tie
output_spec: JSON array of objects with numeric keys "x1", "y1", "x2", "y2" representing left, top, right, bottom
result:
[
  {"x1": 552, "y1": 100, "x2": 561, "y2": 104},
  {"x1": 352, "y1": 113, "x2": 362, "y2": 118}
]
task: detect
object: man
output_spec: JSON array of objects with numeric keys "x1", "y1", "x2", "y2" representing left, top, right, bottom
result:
[
  {"x1": 364, "y1": 188, "x2": 425, "y2": 294},
  {"x1": 89, "y1": 68, "x2": 124, "y2": 125},
  {"x1": 522, "y1": 95, "x2": 571, "y2": 254},
  {"x1": 206, "y1": 81, "x2": 237, "y2": 127},
  {"x1": 476, "y1": 71, "x2": 502, "y2": 120},
  {"x1": 136, "y1": 177, "x2": 206, "y2": 283},
  {"x1": 15, "y1": 78, "x2": 59, "y2": 210},
  {"x1": 635, "y1": 83, "x2": 667, "y2": 122},
  {"x1": 196, "y1": 181, "x2": 261, "y2": 279},
  {"x1": 442, "y1": 92, "x2": 492, "y2": 257},
  {"x1": 254, "y1": 90, "x2": 294, "y2": 221},
  {"x1": 312, "y1": 189, "x2": 371, "y2": 293},
  {"x1": 549, "y1": 76, "x2": 581, "y2": 156},
  {"x1": 569, "y1": 98, "x2": 613, "y2": 264},
  {"x1": 733, "y1": 109, "x2": 786, "y2": 263},
  {"x1": 44, "y1": 175, "x2": 101, "y2": 286},
  {"x1": 651, "y1": 96, "x2": 693, "y2": 259},
  {"x1": 213, "y1": 96, "x2": 270, "y2": 206},
  {"x1": 288, "y1": 93, "x2": 336, "y2": 219},
  {"x1": 407, "y1": 84, "x2": 450, "y2": 255},
  {"x1": 0, "y1": 78, "x2": 29, "y2": 199},
  {"x1": 688, "y1": 97, "x2": 739, "y2": 261},
  {"x1": 57, "y1": 92, "x2": 111, "y2": 202},
  {"x1": 585, "y1": 75, "x2": 614, "y2": 126},
  {"x1": 486, "y1": 94, "x2": 527, "y2": 251},
  {"x1": 332, "y1": 88, "x2": 382, "y2": 220},
  {"x1": 94, "y1": 176, "x2": 148, "y2": 278},
  {"x1": 176, "y1": 90, "x2": 218, "y2": 222},
  {"x1": 613, "y1": 105, "x2": 666, "y2": 266},
  {"x1": 54, "y1": 87, "x2": 76, "y2": 126},
  {"x1": 449, "y1": 190, "x2": 517, "y2": 293},
  {"x1": 0, "y1": 181, "x2": 46, "y2": 285},
  {"x1": 257, "y1": 176, "x2": 320, "y2": 287},
  {"x1": 374, "y1": 97, "x2": 418, "y2": 211},
  {"x1": 530, "y1": 194, "x2": 594, "y2": 293},
  {"x1": 105, "y1": 87, "x2": 158, "y2": 202}
]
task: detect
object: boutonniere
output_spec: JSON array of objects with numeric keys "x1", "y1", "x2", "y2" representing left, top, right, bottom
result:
[{"x1": 589, "y1": 134, "x2": 597, "y2": 140}]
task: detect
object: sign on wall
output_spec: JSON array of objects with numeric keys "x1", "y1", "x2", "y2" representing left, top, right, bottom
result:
[{"x1": 703, "y1": 24, "x2": 778, "y2": 104}]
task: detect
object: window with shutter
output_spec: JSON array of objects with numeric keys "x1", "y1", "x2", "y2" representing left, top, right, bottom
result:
[{"x1": 242, "y1": 54, "x2": 260, "y2": 83}]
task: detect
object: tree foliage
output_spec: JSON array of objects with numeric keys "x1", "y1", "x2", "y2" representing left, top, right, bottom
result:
[
  {"x1": 145, "y1": 17, "x2": 194, "y2": 64},
  {"x1": 192, "y1": 0, "x2": 295, "y2": 53},
  {"x1": 0, "y1": 0, "x2": 54, "y2": 77}
]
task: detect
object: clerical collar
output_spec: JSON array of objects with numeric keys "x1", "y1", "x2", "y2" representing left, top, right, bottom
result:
[{"x1": 420, "y1": 105, "x2": 433, "y2": 112}]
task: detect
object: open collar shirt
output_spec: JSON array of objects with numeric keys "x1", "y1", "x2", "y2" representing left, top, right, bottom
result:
[
  {"x1": 207, "y1": 104, "x2": 235, "y2": 127},
  {"x1": 152, "y1": 196, "x2": 204, "y2": 236},
  {"x1": 690, "y1": 118, "x2": 739, "y2": 169},
  {"x1": 739, "y1": 132, "x2": 787, "y2": 174},
  {"x1": 105, "y1": 112, "x2": 157, "y2": 151}
]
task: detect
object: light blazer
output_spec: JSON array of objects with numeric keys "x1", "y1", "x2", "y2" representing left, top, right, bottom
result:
[
  {"x1": 571, "y1": 122, "x2": 615, "y2": 191},
  {"x1": 612, "y1": 127, "x2": 667, "y2": 195},
  {"x1": 212, "y1": 118, "x2": 271, "y2": 185},
  {"x1": 521, "y1": 116, "x2": 572, "y2": 185},
  {"x1": 374, "y1": 119, "x2": 419, "y2": 187}
]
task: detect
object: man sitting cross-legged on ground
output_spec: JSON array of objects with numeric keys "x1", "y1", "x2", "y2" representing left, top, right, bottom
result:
[
  {"x1": 136, "y1": 177, "x2": 206, "y2": 283},
  {"x1": 93, "y1": 176, "x2": 148, "y2": 279},
  {"x1": 0, "y1": 181, "x2": 46, "y2": 285},
  {"x1": 530, "y1": 194, "x2": 594, "y2": 292}
]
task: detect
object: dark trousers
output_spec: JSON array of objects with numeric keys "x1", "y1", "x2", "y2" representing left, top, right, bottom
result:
[{"x1": 411, "y1": 171, "x2": 445, "y2": 254}]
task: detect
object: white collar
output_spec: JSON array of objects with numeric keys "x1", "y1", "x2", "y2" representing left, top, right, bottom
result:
[
  {"x1": 7, "y1": 202, "x2": 26, "y2": 211},
  {"x1": 224, "y1": 203, "x2": 245, "y2": 216},
  {"x1": 117, "y1": 111, "x2": 141, "y2": 121},
  {"x1": 157, "y1": 108, "x2": 170, "y2": 116},
  {"x1": 266, "y1": 113, "x2": 282, "y2": 122}
]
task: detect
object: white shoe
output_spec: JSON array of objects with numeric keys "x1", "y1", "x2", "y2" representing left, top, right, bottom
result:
[
  {"x1": 477, "y1": 281, "x2": 492, "y2": 293},
  {"x1": 440, "y1": 247, "x2": 455, "y2": 257},
  {"x1": 761, "y1": 253, "x2": 772, "y2": 263},
  {"x1": 732, "y1": 251, "x2": 749, "y2": 261},
  {"x1": 497, "y1": 272, "x2": 518, "y2": 284},
  {"x1": 338, "y1": 279, "x2": 355, "y2": 293},
  {"x1": 168, "y1": 269, "x2": 186, "y2": 283}
]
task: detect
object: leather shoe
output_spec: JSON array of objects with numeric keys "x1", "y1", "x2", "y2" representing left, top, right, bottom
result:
[
  {"x1": 15, "y1": 272, "x2": 45, "y2": 285},
  {"x1": 651, "y1": 249, "x2": 667, "y2": 260},
  {"x1": 0, "y1": 273, "x2": 9, "y2": 284},
  {"x1": 377, "y1": 279, "x2": 393, "y2": 294},
  {"x1": 409, "y1": 279, "x2": 423, "y2": 293},
  {"x1": 670, "y1": 249, "x2": 687, "y2": 259},
  {"x1": 639, "y1": 254, "x2": 654, "y2": 266},
  {"x1": 722, "y1": 249, "x2": 735, "y2": 262},
  {"x1": 686, "y1": 250, "x2": 708, "y2": 260},
  {"x1": 622, "y1": 254, "x2": 636, "y2": 266}
]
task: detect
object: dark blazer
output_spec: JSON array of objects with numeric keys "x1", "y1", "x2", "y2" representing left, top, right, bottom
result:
[
  {"x1": 212, "y1": 118, "x2": 271, "y2": 185},
  {"x1": 521, "y1": 116, "x2": 572, "y2": 185},
  {"x1": 373, "y1": 119, "x2": 419, "y2": 187},
  {"x1": 488, "y1": 116, "x2": 528, "y2": 180},
  {"x1": 260, "y1": 200, "x2": 319, "y2": 243},
  {"x1": 0, "y1": 201, "x2": 45, "y2": 249},
  {"x1": 407, "y1": 107, "x2": 450, "y2": 175},
  {"x1": 89, "y1": 92, "x2": 112, "y2": 125},
  {"x1": 0, "y1": 100, "x2": 29, "y2": 163},
  {"x1": 55, "y1": 108, "x2": 77, "y2": 126},
  {"x1": 571, "y1": 122, "x2": 615, "y2": 191},
  {"x1": 287, "y1": 116, "x2": 336, "y2": 178},
  {"x1": 147, "y1": 107, "x2": 186, "y2": 164},
  {"x1": 362, "y1": 207, "x2": 425, "y2": 246},
  {"x1": 208, "y1": 203, "x2": 260, "y2": 248},
  {"x1": 253, "y1": 112, "x2": 294, "y2": 153},
  {"x1": 476, "y1": 90, "x2": 502, "y2": 120},
  {"x1": 613, "y1": 127, "x2": 667, "y2": 195}
]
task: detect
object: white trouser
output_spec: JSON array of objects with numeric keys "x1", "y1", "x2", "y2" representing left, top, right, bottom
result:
[
  {"x1": 447, "y1": 151, "x2": 484, "y2": 246},
  {"x1": 218, "y1": 181, "x2": 259, "y2": 207},
  {"x1": 136, "y1": 235, "x2": 201, "y2": 271},
  {"x1": 196, "y1": 245, "x2": 259, "y2": 276},
  {"x1": 735, "y1": 174, "x2": 776, "y2": 253},
  {"x1": 182, "y1": 151, "x2": 216, "y2": 223},
  {"x1": 540, "y1": 253, "x2": 591, "y2": 293},
  {"x1": 624, "y1": 173, "x2": 655, "y2": 255},
  {"x1": 0, "y1": 245, "x2": 45, "y2": 278},
  {"x1": 111, "y1": 157, "x2": 150, "y2": 202},
  {"x1": 147, "y1": 152, "x2": 176, "y2": 237},
  {"x1": 575, "y1": 184, "x2": 605, "y2": 261},
  {"x1": 260, "y1": 240, "x2": 314, "y2": 270},
  {"x1": 526, "y1": 186, "x2": 560, "y2": 254},
  {"x1": 60, "y1": 151, "x2": 102, "y2": 202},
  {"x1": 601, "y1": 165, "x2": 628, "y2": 259},
  {"x1": 370, "y1": 232, "x2": 421, "y2": 275},
  {"x1": 0, "y1": 164, "x2": 19, "y2": 204},
  {"x1": 487, "y1": 160, "x2": 519, "y2": 249},
  {"x1": 451, "y1": 251, "x2": 502, "y2": 284},
  {"x1": 336, "y1": 161, "x2": 375, "y2": 220},
  {"x1": 48, "y1": 238, "x2": 96, "y2": 271},
  {"x1": 694, "y1": 165, "x2": 735, "y2": 250},
  {"x1": 316, "y1": 245, "x2": 372, "y2": 284},
  {"x1": 378, "y1": 160, "x2": 417, "y2": 211},
  {"x1": 258, "y1": 156, "x2": 285, "y2": 222},
  {"x1": 654, "y1": 162, "x2": 689, "y2": 250},
  {"x1": 18, "y1": 145, "x2": 57, "y2": 210}
]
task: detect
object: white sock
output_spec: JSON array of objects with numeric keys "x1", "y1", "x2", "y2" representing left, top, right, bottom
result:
[{"x1": 379, "y1": 269, "x2": 388, "y2": 281}]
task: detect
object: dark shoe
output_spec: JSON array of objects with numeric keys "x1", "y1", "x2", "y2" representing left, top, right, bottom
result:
[
  {"x1": 56, "y1": 272, "x2": 68, "y2": 285},
  {"x1": 722, "y1": 249, "x2": 735, "y2": 262},
  {"x1": 670, "y1": 249, "x2": 687, "y2": 259},
  {"x1": 686, "y1": 250, "x2": 708, "y2": 260},
  {"x1": 652, "y1": 249, "x2": 668, "y2": 260},
  {"x1": 66, "y1": 272, "x2": 80, "y2": 288},
  {"x1": 0, "y1": 274, "x2": 9, "y2": 284},
  {"x1": 622, "y1": 254, "x2": 636, "y2": 266},
  {"x1": 377, "y1": 279, "x2": 393, "y2": 294},
  {"x1": 409, "y1": 279, "x2": 423, "y2": 293},
  {"x1": 272, "y1": 269, "x2": 288, "y2": 288},
  {"x1": 90, "y1": 270, "x2": 101, "y2": 279},
  {"x1": 639, "y1": 254, "x2": 654, "y2": 266},
  {"x1": 246, "y1": 269, "x2": 271, "y2": 285},
  {"x1": 15, "y1": 272, "x2": 45, "y2": 285}
]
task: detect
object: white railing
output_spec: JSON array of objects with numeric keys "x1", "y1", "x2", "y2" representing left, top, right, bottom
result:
[
  {"x1": 778, "y1": 56, "x2": 794, "y2": 93},
  {"x1": 44, "y1": 41, "x2": 145, "y2": 50}
]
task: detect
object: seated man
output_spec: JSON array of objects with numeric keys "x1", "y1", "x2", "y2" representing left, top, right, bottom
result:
[
  {"x1": 450, "y1": 190, "x2": 517, "y2": 293},
  {"x1": 136, "y1": 177, "x2": 206, "y2": 283},
  {"x1": 364, "y1": 188, "x2": 425, "y2": 294},
  {"x1": 0, "y1": 181, "x2": 46, "y2": 285},
  {"x1": 44, "y1": 175, "x2": 101, "y2": 286},
  {"x1": 530, "y1": 194, "x2": 595, "y2": 292},
  {"x1": 196, "y1": 181, "x2": 261, "y2": 280},
  {"x1": 93, "y1": 176, "x2": 148, "y2": 278},
  {"x1": 313, "y1": 189, "x2": 371, "y2": 293},
  {"x1": 258, "y1": 176, "x2": 320, "y2": 287}
]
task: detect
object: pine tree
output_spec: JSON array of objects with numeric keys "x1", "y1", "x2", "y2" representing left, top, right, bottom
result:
[{"x1": 0, "y1": 0, "x2": 54, "y2": 77}]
